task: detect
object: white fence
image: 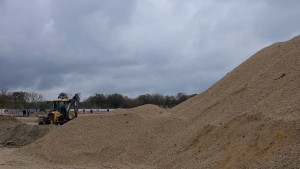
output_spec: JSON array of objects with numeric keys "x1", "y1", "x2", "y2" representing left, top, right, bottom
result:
[
  {"x1": 0, "y1": 108, "x2": 115, "y2": 114},
  {"x1": 75, "y1": 109, "x2": 115, "y2": 113},
  {"x1": 0, "y1": 109, "x2": 40, "y2": 114}
]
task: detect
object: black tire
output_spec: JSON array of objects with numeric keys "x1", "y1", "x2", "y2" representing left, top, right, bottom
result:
[{"x1": 48, "y1": 113, "x2": 55, "y2": 124}]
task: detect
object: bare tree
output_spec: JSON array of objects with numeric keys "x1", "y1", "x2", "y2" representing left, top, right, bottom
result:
[
  {"x1": 0, "y1": 89, "x2": 13, "y2": 108},
  {"x1": 0, "y1": 89, "x2": 8, "y2": 95},
  {"x1": 26, "y1": 92, "x2": 43, "y2": 102}
]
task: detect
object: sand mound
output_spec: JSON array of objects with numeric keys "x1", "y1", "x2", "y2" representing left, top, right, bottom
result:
[
  {"x1": 18, "y1": 105, "x2": 179, "y2": 168},
  {"x1": 0, "y1": 115, "x2": 21, "y2": 135},
  {"x1": 5, "y1": 35, "x2": 300, "y2": 168},
  {"x1": 0, "y1": 123, "x2": 57, "y2": 147}
]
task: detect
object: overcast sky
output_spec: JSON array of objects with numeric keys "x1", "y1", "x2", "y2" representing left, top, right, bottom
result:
[{"x1": 0, "y1": 0, "x2": 299, "y2": 100}]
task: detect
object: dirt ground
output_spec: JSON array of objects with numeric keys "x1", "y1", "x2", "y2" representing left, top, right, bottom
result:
[
  {"x1": 0, "y1": 35, "x2": 299, "y2": 169},
  {"x1": 15, "y1": 113, "x2": 100, "y2": 125},
  {"x1": 0, "y1": 115, "x2": 21, "y2": 135},
  {"x1": 0, "y1": 123, "x2": 57, "y2": 147}
]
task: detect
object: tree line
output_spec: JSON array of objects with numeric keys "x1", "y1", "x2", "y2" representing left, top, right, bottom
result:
[
  {"x1": 0, "y1": 89, "x2": 196, "y2": 110},
  {"x1": 0, "y1": 89, "x2": 48, "y2": 110},
  {"x1": 81, "y1": 93, "x2": 196, "y2": 109}
]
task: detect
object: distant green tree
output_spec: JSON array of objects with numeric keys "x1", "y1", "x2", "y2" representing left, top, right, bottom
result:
[
  {"x1": 137, "y1": 94, "x2": 153, "y2": 105},
  {"x1": 152, "y1": 94, "x2": 166, "y2": 107},
  {"x1": 165, "y1": 95, "x2": 177, "y2": 108},
  {"x1": 80, "y1": 92, "x2": 197, "y2": 109},
  {"x1": 12, "y1": 91, "x2": 27, "y2": 109},
  {"x1": 176, "y1": 93, "x2": 188, "y2": 104},
  {"x1": 107, "y1": 93, "x2": 124, "y2": 108},
  {"x1": 37, "y1": 101, "x2": 51, "y2": 111},
  {"x1": 58, "y1": 92, "x2": 69, "y2": 99},
  {"x1": 122, "y1": 96, "x2": 140, "y2": 108},
  {"x1": 93, "y1": 93, "x2": 106, "y2": 108}
]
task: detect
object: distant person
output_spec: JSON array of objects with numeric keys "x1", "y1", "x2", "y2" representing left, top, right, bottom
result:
[
  {"x1": 90, "y1": 109, "x2": 93, "y2": 114},
  {"x1": 83, "y1": 109, "x2": 85, "y2": 114},
  {"x1": 107, "y1": 109, "x2": 109, "y2": 112},
  {"x1": 23, "y1": 110, "x2": 26, "y2": 117},
  {"x1": 27, "y1": 110, "x2": 30, "y2": 117}
]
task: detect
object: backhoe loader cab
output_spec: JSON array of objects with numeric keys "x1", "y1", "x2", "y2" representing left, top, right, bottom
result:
[
  {"x1": 53, "y1": 99, "x2": 68, "y2": 112},
  {"x1": 38, "y1": 94, "x2": 80, "y2": 125}
]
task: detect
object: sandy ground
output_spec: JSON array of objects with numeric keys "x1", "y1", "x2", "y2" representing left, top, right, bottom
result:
[
  {"x1": 15, "y1": 113, "x2": 107, "y2": 125},
  {"x1": 16, "y1": 117, "x2": 38, "y2": 125}
]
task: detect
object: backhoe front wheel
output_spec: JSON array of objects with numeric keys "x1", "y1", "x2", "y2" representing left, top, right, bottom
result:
[{"x1": 48, "y1": 113, "x2": 55, "y2": 124}]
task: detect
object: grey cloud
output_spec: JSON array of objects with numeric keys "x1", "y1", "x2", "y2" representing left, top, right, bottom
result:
[
  {"x1": 0, "y1": 0, "x2": 299, "y2": 99},
  {"x1": 251, "y1": 1, "x2": 300, "y2": 41}
]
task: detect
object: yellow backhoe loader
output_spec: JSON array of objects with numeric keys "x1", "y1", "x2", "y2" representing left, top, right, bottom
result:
[{"x1": 38, "y1": 94, "x2": 80, "y2": 125}]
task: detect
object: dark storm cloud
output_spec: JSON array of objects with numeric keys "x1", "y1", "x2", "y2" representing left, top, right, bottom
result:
[{"x1": 0, "y1": 0, "x2": 299, "y2": 99}]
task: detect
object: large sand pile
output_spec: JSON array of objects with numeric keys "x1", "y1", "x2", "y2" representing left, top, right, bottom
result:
[
  {"x1": 155, "y1": 35, "x2": 300, "y2": 168},
  {"x1": 2, "y1": 35, "x2": 300, "y2": 169}
]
